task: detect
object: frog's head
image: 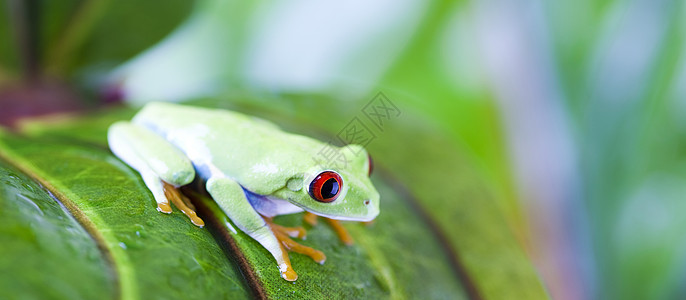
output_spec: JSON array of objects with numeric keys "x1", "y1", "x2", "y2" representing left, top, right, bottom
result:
[{"x1": 275, "y1": 144, "x2": 380, "y2": 222}]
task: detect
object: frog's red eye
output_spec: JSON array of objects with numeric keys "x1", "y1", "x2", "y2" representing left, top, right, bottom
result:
[
  {"x1": 367, "y1": 154, "x2": 374, "y2": 176},
  {"x1": 309, "y1": 171, "x2": 342, "y2": 203}
]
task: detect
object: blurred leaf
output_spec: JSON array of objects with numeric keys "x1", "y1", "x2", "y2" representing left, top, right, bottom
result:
[
  {"x1": 564, "y1": 0, "x2": 686, "y2": 298},
  {"x1": 0, "y1": 0, "x2": 194, "y2": 79},
  {"x1": 375, "y1": 0, "x2": 523, "y2": 237},
  {"x1": 0, "y1": 159, "x2": 116, "y2": 300},
  {"x1": 615, "y1": 173, "x2": 686, "y2": 300},
  {"x1": 0, "y1": 2, "x2": 20, "y2": 81},
  {"x1": 46, "y1": 0, "x2": 195, "y2": 77}
]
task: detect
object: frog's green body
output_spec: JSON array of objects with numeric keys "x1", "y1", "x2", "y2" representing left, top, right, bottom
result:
[{"x1": 107, "y1": 102, "x2": 379, "y2": 281}]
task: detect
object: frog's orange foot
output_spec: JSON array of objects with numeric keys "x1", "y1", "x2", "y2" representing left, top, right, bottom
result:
[
  {"x1": 270, "y1": 222, "x2": 307, "y2": 240},
  {"x1": 279, "y1": 261, "x2": 298, "y2": 282},
  {"x1": 161, "y1": 181, "x2": 205, "y2": 227},
  {"x1": 264, "y1": 217, "x2": 326, "y2": 265},
  {"x1": 303, "y1": 212, "x2": 354, "y2": 246}
]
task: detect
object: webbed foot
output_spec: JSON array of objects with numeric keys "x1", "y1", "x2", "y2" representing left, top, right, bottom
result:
[
  {"x1": 263, "y1": 216, "x2": 326, "y2": 266},
  {"x1": 162, "y1": 181, "x2": 205, "y2": 227}
]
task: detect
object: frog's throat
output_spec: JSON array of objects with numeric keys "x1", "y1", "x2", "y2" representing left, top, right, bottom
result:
[{"x1": 287, "y1": 201, "x2": 376, "y2": 222}]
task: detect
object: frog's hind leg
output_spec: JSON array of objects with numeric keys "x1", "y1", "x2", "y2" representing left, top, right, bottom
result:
[{"x1": 108, "y1": 121, "x2": 203, "y2": 227}]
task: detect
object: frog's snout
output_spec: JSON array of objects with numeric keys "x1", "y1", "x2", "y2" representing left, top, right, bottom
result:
[{"x1": 364, "y1": 198, "x2": 380, "y2": 221}]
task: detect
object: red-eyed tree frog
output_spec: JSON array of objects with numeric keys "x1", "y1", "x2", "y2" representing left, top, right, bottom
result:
[{"x1": 107, "y1": 102, "x2": 380, "y2": 281}]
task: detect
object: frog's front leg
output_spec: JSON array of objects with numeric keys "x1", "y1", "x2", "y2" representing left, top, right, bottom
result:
[
  {"x1": 262, "y1": 217, "x2": 326, "y2": 264},
  {"x1": 206, "y1": 177, "x2": 299, "y2": 281},
  {"x1": 108, "y1": 121, "x2": 204, "y2": 226}
]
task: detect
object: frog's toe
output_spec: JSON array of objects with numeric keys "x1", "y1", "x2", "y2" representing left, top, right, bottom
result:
[
  {"x1": 265, "y1": 217, "x2": 326, "y2": 264},
  {"x1": 156, "y1": 202, "x2": 173, "y2": 214},
  {"x1": 280, "y1": 263, "x2": 298, "y2": 281},
  {"x1": 162, "y1": 181, "x2": 205, "y2": 227},
  {"x1": 278, "y1": 232, "x2": 326, "y2": 264},
  {"x1": 271, "y1": 223, "x2": 307, "y2": 239}
]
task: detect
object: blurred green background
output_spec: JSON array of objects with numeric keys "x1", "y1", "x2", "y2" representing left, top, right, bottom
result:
[{"x1": 1, "y1": 0, "x2": 686, "y2": 299}]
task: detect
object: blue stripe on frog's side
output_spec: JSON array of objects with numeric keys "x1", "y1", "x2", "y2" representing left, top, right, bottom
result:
[{"x1": 243, "y1": 187, "x2": 304, "y2": 218}]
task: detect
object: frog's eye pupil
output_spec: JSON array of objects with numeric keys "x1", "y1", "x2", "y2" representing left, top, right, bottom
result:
[
  {"x1": 309, "y1": 171, "x2": 342, "y2": 203},
  {"x1": 321, "y1": 178, "x2": 339, "y2": 198}
]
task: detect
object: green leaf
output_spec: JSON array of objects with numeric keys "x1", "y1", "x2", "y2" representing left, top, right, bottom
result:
[
  {"x1": 2, "y1": 95, "x2": 548, "y2": 298},
  {"x1": 0, "y1": 3, "x2": 20, "y2": 81},
  {"x1": 0, "y1": 159, "x2": 115, "y2": 300},
  {"x1": 46, "y1": 0, "x2": 196, "y2": 76},
  {"x1": 0, "y1": 131, "x2": 250, "y2": 300}
]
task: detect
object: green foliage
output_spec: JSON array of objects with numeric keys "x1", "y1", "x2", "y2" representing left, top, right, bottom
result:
[
  {"x1": 0, "y1": 128, "x2": 250, "y2": 300},
  {"x1": 0, "y1": 96, "x2": 548, "y2": 298},
  {"x1": 0, "y1": 160, "x2": 115, "y2": 300},
  {"x1": 0, "y1": 0, "x2": 194, "y2": 80},
  {"x1": 547, "y1": 1, "x2": 686, "y2": 298}
]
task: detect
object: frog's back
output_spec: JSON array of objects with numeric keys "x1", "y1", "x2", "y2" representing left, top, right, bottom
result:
[
  {"x1": 133, "y1": 102, "x2": 266, "y2": 131},
  {"x1": 132, "y1": 102, "x2": 324, "y2": 194}
]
